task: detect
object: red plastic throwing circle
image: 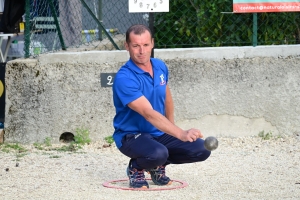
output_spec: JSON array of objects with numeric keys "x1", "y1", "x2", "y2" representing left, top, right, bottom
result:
[{"x1": 103, "y1": 178, "x2": 188, "y2": 191}]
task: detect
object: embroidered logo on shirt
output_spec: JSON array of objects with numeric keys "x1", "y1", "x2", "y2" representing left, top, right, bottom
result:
[{"x1": 160, "y1": 74, "x2": 166, "y2": 85}]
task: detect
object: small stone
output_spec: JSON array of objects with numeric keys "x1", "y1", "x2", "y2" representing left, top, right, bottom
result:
[{"x1": 102, "y1": 144, "x2": 111, "y2": 148}]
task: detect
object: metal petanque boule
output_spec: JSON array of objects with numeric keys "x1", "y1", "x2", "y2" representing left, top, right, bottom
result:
[{"x1": 204, "y1": 136, "x2": 218, "y2": 151}]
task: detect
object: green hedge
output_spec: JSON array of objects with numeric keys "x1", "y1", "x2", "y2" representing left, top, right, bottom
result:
[{"x1": 154, "y1": 0, "x2": 300, "y2": 48}]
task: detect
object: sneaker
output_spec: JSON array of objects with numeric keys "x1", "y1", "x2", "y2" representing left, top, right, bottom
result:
[
  {"x1": 147, "y1": 166, "x2": 172, "y2": 186},
  {"x1": 127, "y1": 165, "x2": 149, "y2": 189}
]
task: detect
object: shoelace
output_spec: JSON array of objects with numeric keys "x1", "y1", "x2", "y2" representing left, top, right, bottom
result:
[
  {"x1": 132, "y1": 169, "x2": 146, "y2": 181},
  {"x1": 153, "y1": 166, "x2": 167, "y2": 177}
]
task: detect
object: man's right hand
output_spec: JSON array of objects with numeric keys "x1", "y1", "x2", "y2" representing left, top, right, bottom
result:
[{"x1": 181, "y1": 128, "x2": 203, "y2": 142}]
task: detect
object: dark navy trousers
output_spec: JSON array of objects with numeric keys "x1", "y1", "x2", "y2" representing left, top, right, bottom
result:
[{"x1": 119, "y1": 133, "x2": 211, "y2": 170}]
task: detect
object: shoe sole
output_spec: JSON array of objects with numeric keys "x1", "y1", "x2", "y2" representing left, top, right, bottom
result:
[
  {"x1": 152, "y1": 180, "x2": 173, "y2": 186},
  {"x1": 129, "y1": 185, "x2": 149, "y2": 189}
]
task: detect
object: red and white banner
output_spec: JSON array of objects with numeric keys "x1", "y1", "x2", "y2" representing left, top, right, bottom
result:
[{"x1": 233, "y1": 1, "x2": 300, "y2": 13}]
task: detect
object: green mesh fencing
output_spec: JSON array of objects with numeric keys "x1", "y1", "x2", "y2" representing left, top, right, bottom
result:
[
  {"x1": 24, "y1": 0, "x2": 300, "y2": 57},
  {"x1": 154, "y1": 0, "x2": 300, "y2": 48},
  {"x1": 24, "y1": 0, "x2": 149, "y2": 57}
]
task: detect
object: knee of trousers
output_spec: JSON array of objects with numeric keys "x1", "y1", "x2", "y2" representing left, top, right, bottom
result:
[
  {"x1": 146, "y1": 147, "x2": 169, "y2": 167},
  {"x1": 188, "y1": 146, "x2": 212, "y2": 162},
  {"x1": 199, "y1": 149, "x2": 211, "y2": 161},
  {"x1": 194, "y1": 139, "x2": 212, "y2": 162}
]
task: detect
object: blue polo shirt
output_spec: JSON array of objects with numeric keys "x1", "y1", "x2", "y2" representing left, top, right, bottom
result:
[{"x1": 112, "y1": 58, "x2": 169, "y2": 148}]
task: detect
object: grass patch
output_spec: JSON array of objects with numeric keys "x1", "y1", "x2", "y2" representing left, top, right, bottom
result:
[
  {"x1": 0, "y1": 143, "x2": 27, "y2": 153},
  {"x1": 44, "y1": 137, "x2": 52, "y2": 147},
  {"x1": 104, "y1": 135, "x2": 114, "y2": 145},
  {"x1": 54, "y1": 128, "x2": 91, "y2": 152},
  {"x1": 33, "y1": 142, "x2": 44, "y2": 150},
  {"x1": 1, "y1": 128, "x2": 92, "y2": 154},
  {"x1": 258, "y1": 131, "x2": 273, "y2": 140},
  {"x1": 33, "y1": 137, "x2": 53, "y2": 150},
  {"x1": 74, "y1": 128, "x2": 91, "y2": 145},
  {"x1": 0, "y1": 143, "x2": 28, "y2": 161},
  {"x1": 49, "y1": 155, "x2": 61, "y2": 158}
]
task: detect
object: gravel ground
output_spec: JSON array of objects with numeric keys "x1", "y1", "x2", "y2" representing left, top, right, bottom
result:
[{"x1": 1, "y1": 135, "x2": 300, "y2": 200}]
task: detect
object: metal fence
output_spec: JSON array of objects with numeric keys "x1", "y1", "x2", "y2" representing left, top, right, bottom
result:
[
  {"x1": 154, "y1": 0, "x2": 300, "y2": 48},
  {"x1": 24, "y1": 0, "x2": 149, "y2": 57},
  {"x1": 23, "y1": 0, "x2": 300, "y2": 57}
]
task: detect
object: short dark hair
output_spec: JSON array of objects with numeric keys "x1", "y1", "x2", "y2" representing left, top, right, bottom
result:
[{"x1": 125, "y1": 24, "x2": 153, "y2": 43}]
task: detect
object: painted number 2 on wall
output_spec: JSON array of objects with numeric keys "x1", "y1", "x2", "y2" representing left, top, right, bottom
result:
[{"x1": 100, "y1": 73, "x2": 116, "y2": 87}]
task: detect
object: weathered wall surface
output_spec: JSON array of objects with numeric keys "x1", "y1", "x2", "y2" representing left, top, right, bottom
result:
[{"x1": 4, "y1": 46, "x2": 300, "y2": 143}]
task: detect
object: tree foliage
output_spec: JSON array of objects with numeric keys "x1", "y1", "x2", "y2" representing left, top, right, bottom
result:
[{"x1": 154, "y1": 0, "x2": 300, "y2": 48}]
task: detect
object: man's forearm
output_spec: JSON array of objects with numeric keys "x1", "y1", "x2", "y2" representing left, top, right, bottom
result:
[
  {"x1": 165, "y1": 85, "x2": 175, "y2": 124},
  {"x1": 144, "y1": 109, "x2": 183, "y2": 139}
]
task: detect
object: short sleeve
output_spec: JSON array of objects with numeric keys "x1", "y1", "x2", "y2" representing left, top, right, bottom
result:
[{"x1": 113, "y1": 76, "x2": 143, "y2": 107}]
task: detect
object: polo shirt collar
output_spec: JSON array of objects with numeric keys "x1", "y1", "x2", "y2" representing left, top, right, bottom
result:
[{"x1": 127, "y1": 58, "x2": 158, "y2": 74}]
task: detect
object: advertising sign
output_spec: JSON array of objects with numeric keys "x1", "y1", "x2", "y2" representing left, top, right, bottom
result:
[{"x1": 233, "y1": 0, "x2": 300, "y2": 13}]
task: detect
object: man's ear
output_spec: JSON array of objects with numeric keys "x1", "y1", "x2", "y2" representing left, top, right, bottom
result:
[
  {"x1": 151, "y1": 38, "x2": 154, "y2": 48},
  {"x1": 125, "y1": 41, "x2": 129, "y2": 51}
]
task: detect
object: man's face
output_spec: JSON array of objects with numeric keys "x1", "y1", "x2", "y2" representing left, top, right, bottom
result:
[{"x1": 125, "y1": 31, "x2": 154, "y2": 66}]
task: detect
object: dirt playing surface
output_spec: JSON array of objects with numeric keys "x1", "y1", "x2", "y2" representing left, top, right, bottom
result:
[{"x1": 1, "y1": 135, "x2": 299, "y2": 199}]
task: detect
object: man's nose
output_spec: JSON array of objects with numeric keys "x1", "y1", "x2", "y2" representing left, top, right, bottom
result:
[{"x1": 139, "y1": 46, "x2": 144, "y2": 53}]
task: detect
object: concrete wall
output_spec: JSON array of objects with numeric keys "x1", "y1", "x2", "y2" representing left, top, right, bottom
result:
[{"x1": 4, "y1": 45, "x2": 300, "y2": 143}]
